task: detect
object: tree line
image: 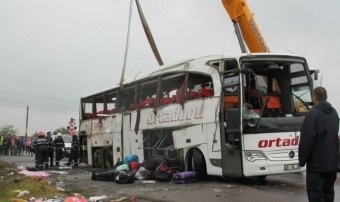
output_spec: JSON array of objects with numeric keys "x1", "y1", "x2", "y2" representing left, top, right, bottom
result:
[{"x1": 0, "y1": 124, "x2": 68, "y2": 138}]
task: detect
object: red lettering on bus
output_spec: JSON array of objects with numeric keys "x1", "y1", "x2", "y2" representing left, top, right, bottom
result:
[
  {"x1": 258, "y1": 136, "x2": 299, "y2": 148},
  {"x1": 258, "y1": 140, "x2": 268, "y2": 148}
]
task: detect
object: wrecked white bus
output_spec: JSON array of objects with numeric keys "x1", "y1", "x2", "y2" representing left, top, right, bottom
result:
[{"x1": 79, "y1": 53, "x2": 319, "y2": 179}]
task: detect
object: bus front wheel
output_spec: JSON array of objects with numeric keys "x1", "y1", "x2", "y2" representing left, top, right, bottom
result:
[{"x1": 187, "y1": 149, "x2": 207, "y2": 180}]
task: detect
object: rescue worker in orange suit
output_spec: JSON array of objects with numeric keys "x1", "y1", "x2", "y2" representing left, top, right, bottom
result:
[
  {"x1": 65, "y1": 134, "x2": 79, "y2": 167},
  {"x1": 46, "y1": 131, "x2": 54, "y2": 167},
  {"x1": 54, "y1": 133, "x2": 65, "y2": 167},
  {"x1": 33, "y1": 131, "x2": 49, "y2": 170}
]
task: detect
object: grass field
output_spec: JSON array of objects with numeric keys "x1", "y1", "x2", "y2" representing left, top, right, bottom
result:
[{"x1": 0, "y1": 160, "x2": 65, "y2": 201}]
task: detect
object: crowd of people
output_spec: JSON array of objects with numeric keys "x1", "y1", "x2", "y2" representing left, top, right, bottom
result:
[
  {"x1": 0, "y1": 131, "x2": 80, "y2": 171},
  {"x1": 0, "y1": 134, "x2": 33, "y2": 156}
]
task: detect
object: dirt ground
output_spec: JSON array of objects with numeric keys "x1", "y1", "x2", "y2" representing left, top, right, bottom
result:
[
  {"x1": 3, "y1": 155, "x2": 240, "y2": 202},
  {"x1": 3, "y1": 155, "x2": 340, "y2": 202}
]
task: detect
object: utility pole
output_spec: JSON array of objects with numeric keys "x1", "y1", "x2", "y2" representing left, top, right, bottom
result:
[{"x1": 25, "y1": 106, "x2": 29, "y2": 138}]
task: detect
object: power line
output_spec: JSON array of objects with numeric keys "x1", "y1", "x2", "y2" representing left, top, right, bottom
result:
[
  {"x1": 0, "y1": 89, "x2": 79, "y2": 114},
  {"x1": 0, "y1": 89, "x2": 78, "y2": 103},
  {"x1": 0, "y1": 101, "x2": 78, "y2": 114}
]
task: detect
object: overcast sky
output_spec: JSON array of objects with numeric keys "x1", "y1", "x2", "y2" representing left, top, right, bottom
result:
[{"x1": 1, "y1": 0, "x2": 339, "y2": 135}]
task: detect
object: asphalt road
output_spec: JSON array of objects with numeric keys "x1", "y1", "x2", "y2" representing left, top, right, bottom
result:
[{"x1": 2, "y1": 155, "x2": 340, "y2": 202}]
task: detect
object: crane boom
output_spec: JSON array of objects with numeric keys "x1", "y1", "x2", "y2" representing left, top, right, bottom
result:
[{"x1": 222, "y1": 0, "x2": 270, "y2": 53}]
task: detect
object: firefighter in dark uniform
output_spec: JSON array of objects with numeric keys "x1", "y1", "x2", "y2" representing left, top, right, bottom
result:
[
  {"x1": 65, "y1": 134, "x2": 79, "y2": 166},
  {"x1": 46, "y1": 131, "x2": 54, "y2": 167},
  {"x1": 33, "y1": 131, "x2": 49, "y2": 170},
  {"x1": 54, "y1": 133, "x2": 65, "y2": 167}
]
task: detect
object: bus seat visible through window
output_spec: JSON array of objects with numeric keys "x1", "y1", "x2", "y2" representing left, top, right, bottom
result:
[
  {"x1": 261, "y1": 95, "x2": 282, "y2": 117},
  {"x1": 140, "y1": 98, "x2": 157, "y2": 108},
  {"x1": 187, "y1": 90, "x2": 199, "y2": 100},
  {"x1": 160, "y1": 97, "x2": 172, "y2": 105},
  {"x1": 266, "y1": 96, "x2": 282, "y2": 109},
  {"x1": 140, "y1": 99, "x2": 149, "y2": 108},
  {"x1": 171, "y1": 95, "x2": 177, "y2": 103},
  {"x1": 129, "y1": 103, "x2": 136, "y2": 110},
  {"x1": 149, "y1": 98, "x2": 156, "y2": 107},
  {"x1": 224, "y1": 96, "x2": 238, "y2": 109},
  {"x1": 107, "y1": 108, "x2": 117, "y2": 114},
  {"x1": 199, "y1": 88, "x2": 214, "y2": 97},
  {"x1": 171, "y1": 89, "x2": 199, "y2": 103}
]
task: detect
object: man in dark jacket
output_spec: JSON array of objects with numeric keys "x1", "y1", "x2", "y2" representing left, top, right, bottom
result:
[{"x1": 299, "y1": 87, "x2": 339, "y2": 202}]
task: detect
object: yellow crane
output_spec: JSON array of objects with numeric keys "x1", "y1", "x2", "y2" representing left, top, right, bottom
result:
[{"x1": 222, "y1": 0, "x2": 270, "y2": 53}]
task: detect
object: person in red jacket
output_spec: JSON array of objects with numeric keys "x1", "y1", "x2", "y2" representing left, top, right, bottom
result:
[{"x1": 299, "y1": 87, "x2": 339, "y2": 202}]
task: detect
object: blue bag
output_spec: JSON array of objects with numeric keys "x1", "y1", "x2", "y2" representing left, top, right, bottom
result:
[{"x1": 124, "y1": 154, "x2": 139, "y2": 164}]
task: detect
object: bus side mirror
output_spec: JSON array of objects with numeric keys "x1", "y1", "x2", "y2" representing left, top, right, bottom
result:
[{"x1": 310, "y1": 69, "x2": 320, "y2": 80}]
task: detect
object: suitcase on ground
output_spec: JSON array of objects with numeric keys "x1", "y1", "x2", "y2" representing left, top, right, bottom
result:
[
  {"x1": 91, "y1": 169, "x2": 115, "y2": 181},
  {"x1": 115, "y1": 170, "x2": 136, "y2": 184},
  {"x1": 172, "y1": 171, "x2": 197, "y2": 184}
]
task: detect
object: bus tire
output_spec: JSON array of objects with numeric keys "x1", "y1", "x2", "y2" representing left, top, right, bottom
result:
[
  {"x1": 188, "y1": 149, "x2": 207, "y2": 180},
  {"x1": 93, "y1": 149, "x2": 103, "y2": 168},
  {"x1": 104, "y1": 149, "x2": 114, "y2": 169},
  {"x1": 256, "y1": 176, "x2": 267, "y2": 186}
]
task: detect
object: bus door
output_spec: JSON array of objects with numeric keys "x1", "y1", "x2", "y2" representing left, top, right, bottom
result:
[
  {"x1": 221, "y1": 63, "x2": 243, "y2": 177},
  {"x1": 222, "y1": 102, "x2": 243, "y2": 177}
]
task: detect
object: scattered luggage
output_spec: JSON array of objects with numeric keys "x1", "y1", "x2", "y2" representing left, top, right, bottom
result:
[
  {"x1": 142, "y1": 158, "x2": 160, "y2": 172},
  {"x1": 91, "y1": 169, "x2": 115, "y2": 181},
  {"x1": 115, "y1": 163, "x2": 129, "y2": 172},
  {"x1": 172, "y1": 171, "x2": 197, "y2": 184},
  {"x1": 123, "y1": 154, "x2": 139, "y2": 164},
  {"x1": 135, "y1": 167, "x2": 152, "y2": 180},
  {"x1": 153, "y1": 170, "x2": 172, "y2": 182},
  {"x1": 129, "y1": 161, "x2": 140, "y2": 171},
  {"x1": 89, "y1": 155, "x2": 199, "y2": 184},
  {"x1": 114, "y1": 170, "x2": 136, "y2": 184}
]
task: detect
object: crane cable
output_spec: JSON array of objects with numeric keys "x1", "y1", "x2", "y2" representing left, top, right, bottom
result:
[
  {"x1": 135, "y1": 0, "x2": 164, "y2": 66},
  {"x1": 119, "y1": 0, "x2": 134, "y2": 88},
  {"x1": 119, "y1": 0, "x2": 164, "y2": 88}
]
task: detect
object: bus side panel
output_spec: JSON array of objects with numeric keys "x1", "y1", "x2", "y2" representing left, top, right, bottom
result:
[
  {"x1": 86, "y1": 135, "x2": 93, "y2": 165},
  {"x1": 79, "y1": 119, "x2": 95, "y2": 165},
  {"x1": 112, "y1": 115, "x2": 122, "y2": 164},
  {"x1": 112, "y1": 132, "x2": 121, "y2": 164},
  {"x1": 173, "y1": 125, "x2": 205, "y2": 149},
  {"x1": 122, "y1": 113, "x2": 144, "y2": 162},
  {"x1": 122, "y1": 115, "x2": 131, "y2": 160},
  {"x1": 80, "y1": 116, "x2": 119, "y2": 166}
]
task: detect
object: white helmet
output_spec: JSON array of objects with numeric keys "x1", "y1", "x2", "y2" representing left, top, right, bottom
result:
[{"x1": 57, "y1": 133, "x2": 62, "y2": 137}]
